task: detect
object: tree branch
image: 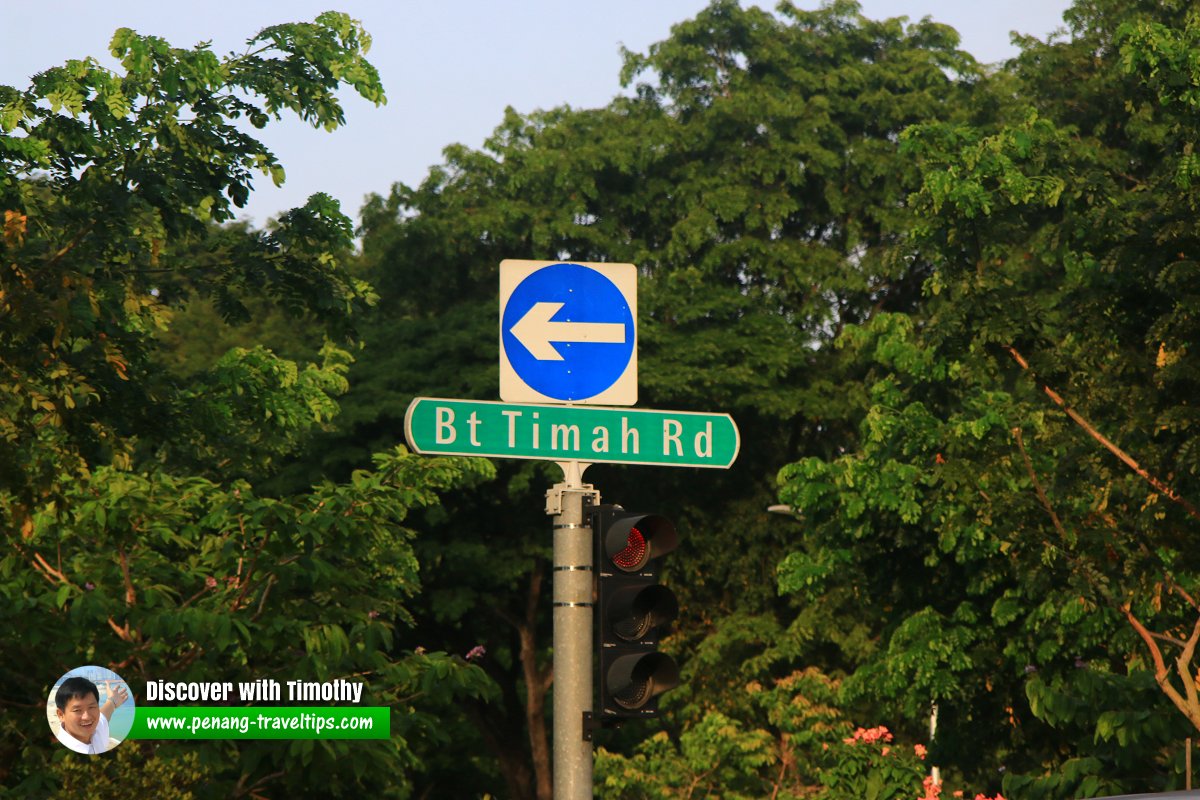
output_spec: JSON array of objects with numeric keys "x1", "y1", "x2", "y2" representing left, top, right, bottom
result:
[
  {"x1": 1006, "y1": 345, "x2": 1200, "y2": 523},
  {"x1": 1015, "y1": 432, "x2": 1199, "y2": 716},
  {"x1": 32, "y1": 551, "x2": 69, "y2": 585},
  {"x1": 1013, "y1": 427, "x2": 1070, "y2": 542},
  {"x1": 1151, "y1": 631, "x2": 1189, "y2": 649},
  {"x1": 230, "y1": 521, "x2": 270, "y2": 613},
  {"x1": 45, "y1": 221, "x2": 97, "y2": 269},
  {"x1": 107, "y1": 616, "x2": 134, "y2": 642},
  {"x1": 172, "y1": 644, "x2": 204, "y2": 672},
  {"x1": 180, "y1": 585, "x2": 212, "y2": 609},
  {"x1": 118, "y1": 546, "x2": 136, "y2": 606},
  {"x1": 769, "y1": 735, "x2": 793, "y2": 800},
  {"x1": 1092, "y1": 512, "x2": 1200, "y2": 613},
  {"x1": 251, "y1": 574, "x2": 276, "y2": 621},
  {"x1": 1173, "y1": 581, "x2": 1200, "y2": 612},
  {"x1": 1123, "y1": 603, "x2": 1200, "y2": 729},
  {"x1": 1177, "y1": 613, "x2": 1200, "y2": 716},
  {"x1": 233, "y1": 768, "x2": 287, "y2": 799}
]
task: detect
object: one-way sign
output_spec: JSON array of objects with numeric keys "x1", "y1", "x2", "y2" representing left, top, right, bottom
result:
[{"x1": 499, "y1": 260, "x2": 637, "y2": 405}]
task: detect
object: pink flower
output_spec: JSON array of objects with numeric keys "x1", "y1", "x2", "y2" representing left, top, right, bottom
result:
[
  {"x1": 881, "y1": 746, "x2": 890, "y2": 756},
  {"x1": 205, "y1": 576, "x2": 217, "y2": 588},
  {"x1": 914, "y1": 743, "x2": 927, "y2": 760},
  {"x1": 865, "y1": 725, "x2": 894, "y2": 743},
  {"x1": 846, "y1": 725, "x2": 894, "y2": 744}
]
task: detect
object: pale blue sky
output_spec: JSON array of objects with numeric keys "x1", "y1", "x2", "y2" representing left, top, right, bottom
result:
[{"x1": 2, "y1": 1, "x2": 1072, "y2": 226}]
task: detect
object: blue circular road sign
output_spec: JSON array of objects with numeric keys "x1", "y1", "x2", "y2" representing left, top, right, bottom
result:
[{"x1": 501, "y1": 263, "x2": 634, "y2": 402}]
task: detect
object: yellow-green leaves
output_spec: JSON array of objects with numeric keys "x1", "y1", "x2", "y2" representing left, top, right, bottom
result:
[{"x1": 0, "y1": 19, "x2": 408, "y2": 792}]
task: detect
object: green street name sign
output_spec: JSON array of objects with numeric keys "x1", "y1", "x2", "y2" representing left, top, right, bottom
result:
[{"x1": 405, "y1": 398, "x2": 739, "y2": 468}]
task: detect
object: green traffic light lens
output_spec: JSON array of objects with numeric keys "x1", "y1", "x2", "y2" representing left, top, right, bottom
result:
[
  {"x1": 614, "y1": 679, "x2": 652, "y2": 710},
  {"x1": 607, "y1": 653, "x2": 681, "y2": 710}
]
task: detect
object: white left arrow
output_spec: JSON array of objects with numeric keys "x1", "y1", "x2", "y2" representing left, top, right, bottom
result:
[{"x1": 510, "y1": 301, "x2": 627, "y2": 361}]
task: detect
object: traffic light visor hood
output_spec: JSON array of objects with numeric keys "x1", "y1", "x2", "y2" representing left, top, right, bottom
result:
[
  {"x1": 604, "y1": 514, "x2": 678, "y2": 572},
  {"x1": 606, "y1": 653, "x2": 681, "y2": 710}
]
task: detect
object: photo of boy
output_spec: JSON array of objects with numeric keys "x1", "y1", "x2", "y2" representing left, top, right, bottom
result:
[{"x1": 49, "y1": 671, "x2": 131, "y2": 755}]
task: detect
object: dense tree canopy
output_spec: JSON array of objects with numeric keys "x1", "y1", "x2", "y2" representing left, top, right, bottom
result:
[
  {"x1": 0, "y1": 14, "x2": 492, "y2": 799},
  {"x1": 304, "y1": 2, "x2": 985, "y2": 796},
  {"x1": 7, "y1": 1, "x2": 1200, "y2": 798},
  {"x1": 777, "y1": 0, "x2": 1200, "y2": 796}
]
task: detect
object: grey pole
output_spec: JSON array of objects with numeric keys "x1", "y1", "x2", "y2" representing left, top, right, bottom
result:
[
  {"x1": 548, "y1": 461, "x2": 597, "y2": 800},
  {"x1": 929, "y1": 701, "x2": 940, "y2": 788}
]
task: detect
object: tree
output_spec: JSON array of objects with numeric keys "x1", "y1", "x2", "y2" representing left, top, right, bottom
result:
[
  {"x1": 280, "y1": 1, "x2": 985, "y2": 795},
  {"x1": 0, "y1": 13, "x2": 383, "y2": 511},
  {"x1": 1, "y1": 16, "x2": 494, "y2": 798},
  {"x1": 595, "y1": 667, "x2": 844, "y2": 800},
  {"x1": 777, "y1": 0, "x2": 1200, "y2": 794}
]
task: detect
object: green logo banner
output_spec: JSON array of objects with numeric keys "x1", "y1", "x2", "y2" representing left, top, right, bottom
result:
[
  {"x1": 128, "y1": 707, "x2": 390, "y2": 740},
  {"x1": 405, "y1": 398, "x2": 739, "y2": 468}
]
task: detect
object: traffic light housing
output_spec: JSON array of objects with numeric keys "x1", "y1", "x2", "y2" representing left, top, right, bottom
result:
[{"x1": 592, "y1": 504, "x2": 680, "y2": 718}]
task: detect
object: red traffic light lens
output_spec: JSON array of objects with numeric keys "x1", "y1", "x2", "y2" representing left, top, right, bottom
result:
[
  {"x1": 601, "y1": 512, "x2": 676, "y2": 573},
  {"x1": 612, "y1": 527, "x2": 648, "y2": 571}
]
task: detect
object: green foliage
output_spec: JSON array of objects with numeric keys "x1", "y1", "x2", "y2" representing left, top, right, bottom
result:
[
  {"x1": 777, "y1": 0, "x2": 1200, "y2": 794},
  {"x1": 819, "y1": 726, "x2": 929, "y2": 800},
  {"x1": 0, "y1": 13, "x2": 504, "y2": 798},
  {"x1": 596, "y1": 714, "x2": 777, "y2": 800},
  {"x1": 165, "y1": 341, "x2": 356, "y2": 480},
  {"x1": 18, "y1": 0, "x2": 1196, "y2": 796},
  {"x1": 51, "y1": 745, "x2": 209, "y2": 800},
  {"x1": 4, "y1": 443, "x2": 497, "y2": 796},
  {"x1": 0, "y1": 15, "x2": 383, "y2": 519},
  {"x1": 596, "y1": 668, "x2": 845, "y2": 799},
  {"x1": 294, "y1": 2, "x2": 987, "y2": 793}
]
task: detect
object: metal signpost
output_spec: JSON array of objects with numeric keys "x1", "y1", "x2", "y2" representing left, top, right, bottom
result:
[
  {"x1": 546, "y1": 460, "x2": 599, "y2": 800},
  {"x1": 405, "y1": 260, "x2": 740, "y2": 799}
]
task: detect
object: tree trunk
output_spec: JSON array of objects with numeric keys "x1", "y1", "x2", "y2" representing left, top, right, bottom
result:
[
  {"x1": 466, "y1": 701, "x2": 536, "y2": 800},
  {"x1": 471, "y1": 561, "x2": 554, "y2": 800},
  {"x1": 519, "y1": 566, "x2": 554, "y2": 800}
]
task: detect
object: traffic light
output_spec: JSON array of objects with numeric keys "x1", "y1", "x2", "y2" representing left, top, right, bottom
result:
[{"x1": 591, "y1": 504, "x2": 680, "y2": 718}]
